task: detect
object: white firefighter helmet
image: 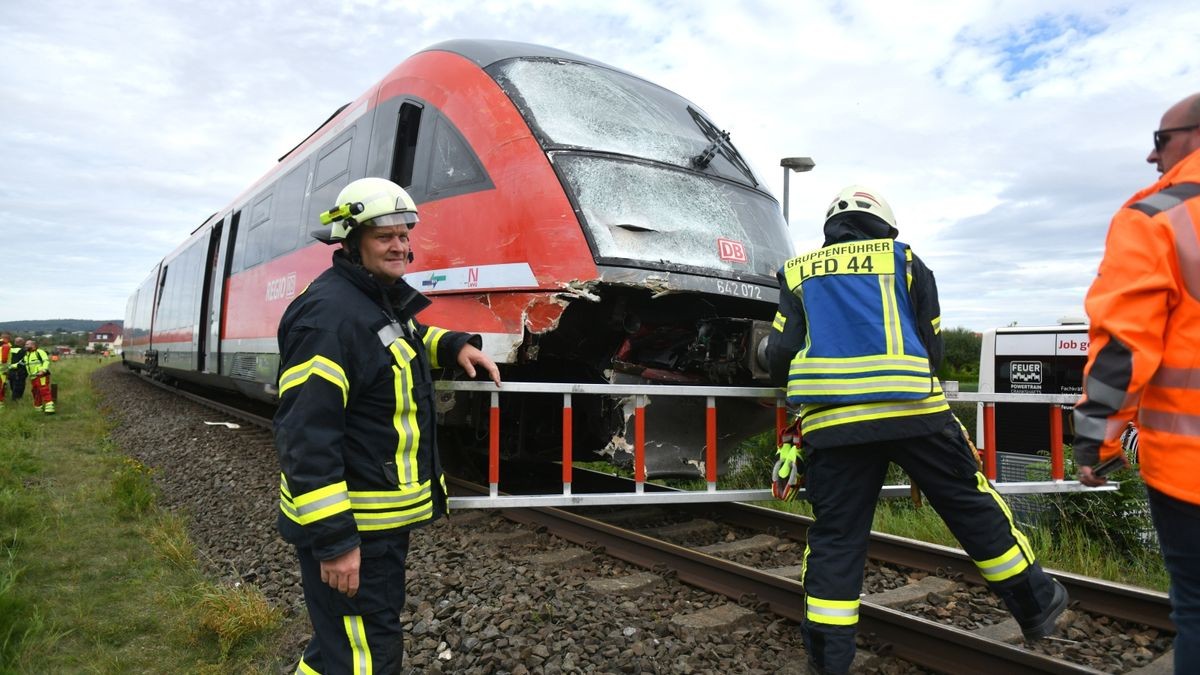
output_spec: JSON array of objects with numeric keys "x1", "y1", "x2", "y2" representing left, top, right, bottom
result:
[
  {"x1": 824, "y1": 185, "x2": 897, "y2": 234},
  {"x1": 315, "y1": 177, "x2": 420, "y2": 243}
]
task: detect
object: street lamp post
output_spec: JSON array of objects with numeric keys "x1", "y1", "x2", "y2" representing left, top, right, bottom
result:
[{"x1": 780, "y1": 156, "x2": 815, "y2": 223}]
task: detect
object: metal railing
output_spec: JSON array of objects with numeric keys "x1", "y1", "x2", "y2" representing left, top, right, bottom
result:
[
  {"x1": 438, "y1": 381, "x2": 1113, "y2": 509},
  {"x1": 942, "y1": 390, "x2": 1080, "y2": 482}
]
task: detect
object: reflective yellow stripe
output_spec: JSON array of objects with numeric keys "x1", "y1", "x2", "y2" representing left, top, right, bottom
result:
[
  {"x1": 349, "y1": 482, "x2": 431, "y2": 508},
  {"x1": 806, "y1": 595, "x2": 860, "y2": 626},
  {"x1": 772, "y1": 312, "x2": 786, "y2": 332},
  {"x1": 931, "y1": 315, "x2": 941, "y2": 334},
  {"x1": 975, "y1": 543, "x2": 1030, "y2": 582},
  {"x1": 974, "y1": 472, "x2": 1036, "y2": 571},
  {"x1": 790, "y1": 354, "x2": 932, "y2": 374},
  {"x1": 879, "y1": 274, "x2": 902, "y2": 354},
  {"x1": 800, "y1": 542, "x2": 812, "y2": 586},
  {"x1": 295, "y1": 656, "x2": 320, "y2": 675},
  {"x1": 802, "y1": 394, "x2": 950, "y2": 433},
  {"x1": 278, "y1": 355, "x2": 349, "y2": 406},
  {"x1": 388, "y1": 339, "x2": 416, "y2": 366},
  {"x1": 354, "y1": 503, "x2": 434, "y2": 531},
  {"x1": 789, "y1": 376, "x2": 939, "y2": 398},
  {"x1": 280, "y1": 477, "x2": 352, "y2": 525},
  {"x1": 423, "y1": 324, "x2": 448, "y2": 368},
  {"x1": 392, "y1": 363, "x2": 420, "y2": 484},
  {"x1": 343, "y1": 615, "x2": 372, "y2": 675}
]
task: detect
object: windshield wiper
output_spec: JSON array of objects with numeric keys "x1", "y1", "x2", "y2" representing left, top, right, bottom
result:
[{"x1": 687, "y1": 106, "x2": 758, "y2": 187}]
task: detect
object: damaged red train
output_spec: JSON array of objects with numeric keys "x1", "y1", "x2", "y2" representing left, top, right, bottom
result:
[{"x1": 123, "y1": 39, "x2": 793, "y2": 477}]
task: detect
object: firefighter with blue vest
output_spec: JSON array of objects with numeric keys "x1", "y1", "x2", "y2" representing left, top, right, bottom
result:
[
  {"x1": 766, "y1": 186, "x2": 1067, "y2": 674},
  {"x1": 275, "y1": 177, "x2": 501, "y2": 674}
]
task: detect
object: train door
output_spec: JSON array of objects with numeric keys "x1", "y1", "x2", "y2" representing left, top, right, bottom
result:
[
  {"x1": 198, "y1": 218, "x2": 221, "y2": 373},
  {"x1": 204, "y1": 211, "x2": 239, "y2": 374}
]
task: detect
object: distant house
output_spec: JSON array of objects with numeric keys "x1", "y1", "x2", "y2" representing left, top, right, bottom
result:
[{"x1": 88, "y1": 322, "x2": 123, "y2": 353}]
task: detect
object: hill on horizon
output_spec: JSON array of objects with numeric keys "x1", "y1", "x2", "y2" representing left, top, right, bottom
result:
[{"x1": 0, "y1": 319, "x2": 123, "y2": 335}]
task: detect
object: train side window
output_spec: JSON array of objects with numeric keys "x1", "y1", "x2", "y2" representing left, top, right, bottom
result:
[
  {"x1": 243, "y1": 193, "x2": 274, "y2": 268},
  {"x1": 427, "y1": 115, "x2": 486, "y2": 197},
  {"x1": 390, "y1": 102, "x2": 422, "y2": 189},
  {"x1": 273, "y1": 160, "x2": 311, "y2": 256},
  {"x1": 315, "y1": 134, "x2": 353, "y2": 187},
  {"x1": 184, "y1": 240, "x2": 204, "y2": 325},
  {"x1": 167, "y1": 259, "x2": 184, "y2": 329},
  {"x1": 306, "y1": 130, "x2": 355, "y2": 242}
]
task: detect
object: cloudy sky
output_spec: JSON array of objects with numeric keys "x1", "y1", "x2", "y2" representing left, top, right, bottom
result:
[{"x1": 2, "y1": 1, "x2": 1196, "y2": 331}]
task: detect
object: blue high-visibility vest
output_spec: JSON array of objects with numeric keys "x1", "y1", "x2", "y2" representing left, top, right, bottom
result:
[{"x1": 781, "y1": 239, "x2": 934, "y2": 404}]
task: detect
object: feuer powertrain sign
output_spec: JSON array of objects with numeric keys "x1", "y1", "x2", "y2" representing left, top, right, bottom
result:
[{"x1": 1009, "y1": 361, "x2": 1043, "y2": 392}]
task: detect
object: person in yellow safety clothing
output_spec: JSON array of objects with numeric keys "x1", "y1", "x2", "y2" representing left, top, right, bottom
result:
[
  {"x1": 20, "y1": 340, "x2": 55, "y2": 414},
  {"x1": 1074, "y1": 92, "x2": 1200, "y2": 673},
  {"x1": 767, "y1": 185, "x2": 1068, "y2": 675},
  {"x1": 275, "y1": 177, "x2": 501, "y2": 674},
  {"x1": 0, "y1": 333, "x2": 10, "y2": 408}
]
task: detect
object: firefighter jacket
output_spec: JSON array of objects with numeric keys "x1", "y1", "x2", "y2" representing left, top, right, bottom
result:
[
  {"x1": 0, "y1": 340, "x2": 9, "y2": 374},
  {"x1": 768, "y1": 229, "x2": 951, "y2": 449},
  {"x1": 21, "y1": 348, "x2": 51, "y2": 376},
  {"x1": 274, "y1": 251, "x2": 480, "y2": 561},
  {"x1": 1073, "y1": 147, "x2": 1200, "y2": 505}
]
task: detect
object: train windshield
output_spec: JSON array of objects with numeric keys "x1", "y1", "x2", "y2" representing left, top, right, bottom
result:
[{"x1": 493, "y1": 58, "x2": 791, "y2": 279}]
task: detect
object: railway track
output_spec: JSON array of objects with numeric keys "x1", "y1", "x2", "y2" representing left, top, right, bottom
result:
[
  {"x1": 137, "y1": 373, "x2": 1176, "y2": 674},
  {"x1": 449, "y1": 469, "x2": 1174, "y2": 674}
]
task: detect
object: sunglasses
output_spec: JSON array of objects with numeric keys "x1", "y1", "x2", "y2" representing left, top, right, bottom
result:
[{"x1": 1153, "y1": 124, "x2": 1199, "y2": 153}]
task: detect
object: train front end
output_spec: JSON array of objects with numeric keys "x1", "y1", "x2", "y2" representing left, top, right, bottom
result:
[{"x1": 443, "y1": 46, "x2": 793, "y2": 477}]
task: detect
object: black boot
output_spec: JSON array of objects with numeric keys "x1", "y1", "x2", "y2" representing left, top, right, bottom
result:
[{"x1": 1016, "y1": 578, "x2": 1068, "y2": 641}]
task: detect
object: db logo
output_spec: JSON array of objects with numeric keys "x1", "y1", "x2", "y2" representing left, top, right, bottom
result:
[
  {"x1": 1010, "y1": 361, "x2": 1043, "y2": 384},
  {"x1": 717, "y1": 238, "x2": 747, "y2": 263}
]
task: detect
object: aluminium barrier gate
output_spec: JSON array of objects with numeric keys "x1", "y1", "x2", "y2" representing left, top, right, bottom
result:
[{"x1": 439, "y1": 381, "x2": 1114, "y2": 510}]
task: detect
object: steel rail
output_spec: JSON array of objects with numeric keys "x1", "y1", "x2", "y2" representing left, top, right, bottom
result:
[
  {"x1": 451, "y1": 478, "x2": 1105, "y2": 674},
  {"x1": 559, "y1": 471, "x2": 1172, "y2": 633},
  {"x1": 136, "y1": 373, "x2": 275, "y2": 429},
  {"x1": 686, "y1": 500, "x2": 1174, "y2": 633}
]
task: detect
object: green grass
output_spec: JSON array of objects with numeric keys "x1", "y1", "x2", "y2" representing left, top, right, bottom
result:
[
  {"x1": 0, "y1": 358, "x2": 288, "y2": 673},
  {"x1": 655, "y1": 429, "x2": 1170, "y2": 592}
]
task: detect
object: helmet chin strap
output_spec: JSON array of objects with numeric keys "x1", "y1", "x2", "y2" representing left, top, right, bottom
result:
[{"x1": 342, "y1": 228, "x2": 364, "y2": 265}]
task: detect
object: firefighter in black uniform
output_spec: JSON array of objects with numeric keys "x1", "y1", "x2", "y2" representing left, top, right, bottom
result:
[
  {"x1": 275, "y1": 177, "x2": 501, "y2": 674},
  {"x1": 766, "y1": 186, "x2": 1068, "y2": 674},
  {"x1": 8, "y1": 337, "x2": 27, "y2": 401}
]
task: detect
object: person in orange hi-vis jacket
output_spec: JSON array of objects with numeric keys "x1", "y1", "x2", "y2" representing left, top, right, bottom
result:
[{"x1": 1073, "y1": 92, "x2": 1200, "y2": 672}]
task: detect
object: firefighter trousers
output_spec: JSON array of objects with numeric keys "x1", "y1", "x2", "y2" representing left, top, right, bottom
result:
[
  {"x1": 294, "y1": 534, "x2": 410, "y2": 675},
  {"x1": 801, "y1": 418, "x2": 1059, "y2": 674},
  {"x1": 1147, "y1": 486, "x2": 1200, "y2": 673},
  {"x1": 8, "y1": 370, "x2": 24, "y2": 400},
  {"x1": 29, "y1": 373, "x2": 52, "y2": 409}
]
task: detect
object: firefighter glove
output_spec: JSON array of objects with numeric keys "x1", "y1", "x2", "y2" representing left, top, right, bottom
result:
[{"x1": 772, "y1": 441, "x2": 805, "y2": 502}]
